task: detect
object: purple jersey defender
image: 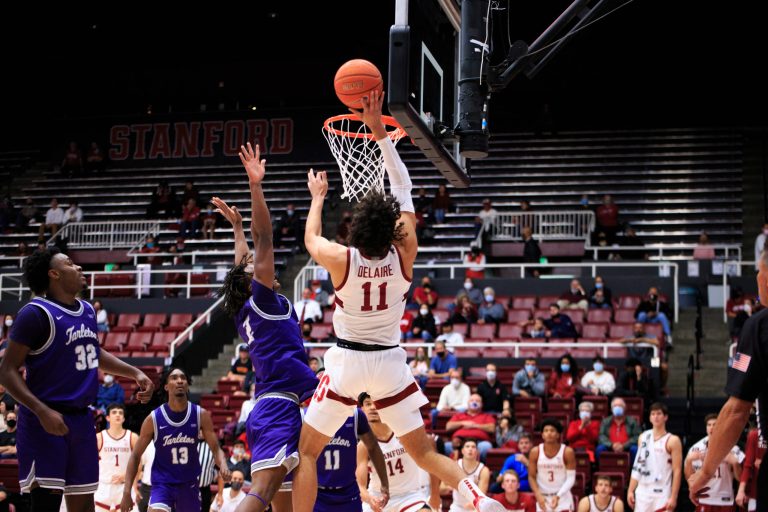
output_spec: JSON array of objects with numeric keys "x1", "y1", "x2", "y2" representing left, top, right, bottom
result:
[
  {"x1": 315, "y1": 408, "x2": 369, "y2": 512},
  {"x1": 235, "y1": 280, "x2": 318, "y2": 479},
  {"x1": 11, "y1": 297, "x2": 101, "y2": 494}
]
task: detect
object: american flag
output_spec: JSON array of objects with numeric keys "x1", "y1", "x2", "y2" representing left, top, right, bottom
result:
[{"x1": 732, "y1": 352, "x2": 751, "y2": 373}]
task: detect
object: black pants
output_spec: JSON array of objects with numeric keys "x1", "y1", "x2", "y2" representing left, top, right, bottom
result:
[
  {"x1": 200, "y1": 485, "x2": 212, "y2": 512},
  {"x1": 137, "y1": 482, "x2": 152, "y2": 512}
]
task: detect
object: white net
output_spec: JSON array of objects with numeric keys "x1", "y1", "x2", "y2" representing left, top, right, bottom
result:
[{"x1": 322, "y1": 115, "x2": 406, "y2": 202}]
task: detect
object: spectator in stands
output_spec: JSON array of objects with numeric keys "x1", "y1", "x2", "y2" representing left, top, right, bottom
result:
[
  {"x1": 494, "y1": 434, "x2": 533, "y2": 493},
  {"x1": 201, "y1": 201, "x2": 220, "y2": 240},
  {"x1": 588, "y1": 289, "x2": 612, "y2": 311},
  {"x1": 96, "y1": 373, "x2": 124, "y2": 413},
  {"x1": 0, "y1": 315, "x2": 13, "y2": 343},
  {"x1": 616, "y1": 358, "x2": 658, "y2": 409},
  {"x1": 446, "y1": 394, "x2": 496, "y2": 460},
  {"x1": 180, "y1": 180, "x2": 200, "y2": 207},
  {"x1": 308, "y1": 357, "x2": 321, "y2": 373},
  {"x1": 754, "y1": 222, "x2": 768, "y2": 270},
  {"x1": 226, "y1": 440, "x2": 251, "y2": 481},
  {"x1": 227, "y1": 344, "x2": 253, "y2": 385},
  {"x1": 450, "y1": 295, "x2": 478, "y2": 324},
  {"x1": 596, "y1": 397, "x2": 640, "y2": 463},
  {"x1": 273, "y1": 203, "x2": 301, "y2": 248},
  {"x1": 139, "y1": 235, "x2": 162, "y2": 266},
  {"x1": 522, "y1": 318, "x2": 547, "y2": 339},
  {"x1": 620, "y1": 322, "x2": 659, "y2": 363},
  {"x1": 85, "y1": 141, "x2": 106, "y2": 172},
  {"x1": 309, "y1": 279, "x2": 330, "y2": 307},
  {"x1": 465, "y1": 245, "x2": 486, "y2": 279},
  {"x1": 15, "y1": 197, "x2": 38, "y2": 231},
  {"x1": 580, "y1": 355, "x2": 615, "y2": 396},
  {"x1": 147, "y1": 180, "x2": 178, "y2": 218},
  {"x1": 0, "y1": 411, "x2": 17, "y2": 459},
  {"x1": 728, "y1": 287, "x2": 757, "y2": 339},
  {"x1": 492, "y1": 469, "x2": 535, "y2": 512},
  {"x1": 301, "y1": 322, "x2": 316, "y2": 343},
  {"x1": 565, "y1": 401, "x2": 599, "y2": 462},
  {"x1": 477, "y1": 363, "x2": 510, "y2": 413},
  {"x1": 411, "y1": 276, "x2": 438, "y2": 310},
  {"x1": 400, "y1": 310, "x2": 415, "y2": 340},
  {"x1": 0, "y1": 195, "x2": 13, "y2": 232},
  {"x1": 415, "y1": 187, "x2": 432, "y2": 217},
  {"x1": 496, "y1": 414, "x2": 525, "y2": 448},
  {"x1": 411, "y1": 305, "x2": 438, "y2": 340},
  {"x1": 512, "y1": 358, "x2": 546, "y2": 398},
  {"x1": 0, "y1": 384, "x2": 16, "y2": 422},
  {"x1": 736, "y1": 425, "x2": 764, "y2": 510},
  {"x1": 478, "y1": 287, "x2": 505, "y2": 325},
  {"x1": 589, "y1": 276, "x2": 613, "y2": 306},
  {"x1": 63, "y1": 201, "x2": 83, "y2": 224},
  {"x1": 38, "y1": 198, "x2": 64, "y2": 240},
  {"x1": 558, "y1": 279, "x2": 588, "y2": 312},
  {"x1": 15, "y1": 241, "x2": 30, "y2": 258},
  {"x1": 61, "y1": 141, "x2": 83, "y2": 177},
  {"x1": 335, "y1": 210, "x2": 353, "y2": 244},
  {"x1": 92, "y1": 300, "x2": 109, "y2": 332},
  {"x1": 179, "y1": 197, "x2": 201, "y2": 238},
  {"x1": 294, "y1": 287, "x2": 323, "y2": 324},
  {"x1": 431, "y1": 184, "x2": 452, "y2": 224},
  {"x1": 436, "y1": 320, "x2": 465, "y2": 349},
  {"x1": 212, "y1": 469, "x2": 247, "y2": 511},
  {"x1": 479, "y1": 198, "x2": 498, "y2": 244},
  {"x1": 457, "y1": 277, "x2": 484, "y2": 306},
  {"x1": 235, "y1": 383, "x2": 257, "y2": 436},
  {"x1": 410, "y1": 346, "x2": 430, "y2": 388},
  {"x1": 595, "y1": 194, "x2": 619, "y2": 243},
  {"x1": 548, "y1": 353, "x2": 578, "y2": 399},
  {"x1": 621, "y1": 226, "x2": 647, "y2": 260},
  {"x1": 432, "y1": 369, "x2": 470, "y2": 428},
  {"x1": 544, "y1": 304, "x2": 578, "y2": 338},
  {"x1": 522, "y1": 226, "x2": 542, "y2": 277},
  {"x1": 428, "y1": 340, "x2": 458, "y2": 379},
  {"x1": 693, "y1": 231, "x2": 716, "y2": 260},
  {"x1": 634, "y1": 287, "x2": 673, "y2": 342}
]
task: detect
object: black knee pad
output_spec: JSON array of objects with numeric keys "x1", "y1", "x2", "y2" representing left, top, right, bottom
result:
[{"x1": 31, "y1": 486, "x2": 64, "y2": 511}]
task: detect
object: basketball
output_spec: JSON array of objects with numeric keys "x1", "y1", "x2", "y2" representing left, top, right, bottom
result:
[{"x1": 334, "y1": 59, "x2": 384, "y2": 109}]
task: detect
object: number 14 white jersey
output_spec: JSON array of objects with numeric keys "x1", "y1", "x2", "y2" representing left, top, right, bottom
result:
[
  {"x1": 333, "y1": 246, "x2": 412, "y2": 346},
  {"x1": 368, "y1": 433, "x2": 429, "y2": 495}
]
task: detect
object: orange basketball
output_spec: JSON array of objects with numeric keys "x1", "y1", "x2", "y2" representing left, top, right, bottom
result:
[{"x1": 334, "y1": 59, "x2": 384, "y2": 109}]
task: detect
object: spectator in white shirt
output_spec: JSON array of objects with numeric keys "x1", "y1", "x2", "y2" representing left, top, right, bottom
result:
[
  {"x1": 294, "y1": 287, "x2": 323, "y2": 324},
  {"x1": 432, "y1": 369, "x2": 471, "y2": 429},
  {"x1": 211, "y1": 469, "x2": 247, "y2": 512},
  {"x1": 436, "y1": 321, "x2": 465, "y2": 351},
  {"x1": 63, "y1": 201, "x2": 83, "y2": 224},
  {"x1": 580, "y1": 355, "x2": 616, "y2": 395},
  {"x1": 38, "y1": 198, "x2": 64, "y2": 240},
  {"x1": 755, "y1": 223, "x2": 768, "y2": 270},
  {"x1": 92, "y1": 300, "x2": 109, "y2": 332},
  {"x1": 236, "y1": 384, "x2": 257, "y2": 436},
  {"x1": 478, "y1": 198, "x2": 498, "y2": 244}
]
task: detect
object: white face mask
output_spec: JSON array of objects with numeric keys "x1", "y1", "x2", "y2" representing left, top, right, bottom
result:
[
  {"x1": 4, "y1": 319, "x2": 11, "y2": 327},
  {"x1": 450, "y1": 378, "x2": 461, "y2": 388},
  {"x1": 464, "y1": 282, "x2": 472, "y2": 290},
  {"x1": 104, "y1": 375, "x2": 114, "y2": 384},
  {"x1": 420, "y1": 308, "x2": 429, "y2": 316},
  {"x1": 486, "y1": 371, "x2": 496, "y2": 381}
]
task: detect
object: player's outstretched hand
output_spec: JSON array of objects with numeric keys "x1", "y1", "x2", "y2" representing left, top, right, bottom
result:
[
  {"x1": 212, "y1": 196, "x2": 243, "y2": 228},
  {"x1": 120, "y1": 492, "x2": 134, "y2": 512},
  {"x1": 307, "y1": 169, "x2": 328, "y2": 200},
  {"x1": 134, "y1": 372, "x2": 154, "y2": 404},
  {"x1": 240, "y1": 142, "x2": 266, "y2": 185},
  {"x1": 39, "y1": 407, "x2": 68, "y2": 436}
]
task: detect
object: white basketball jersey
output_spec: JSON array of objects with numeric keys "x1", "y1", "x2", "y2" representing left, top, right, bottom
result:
[
  {"x1": 537, "y1": 443, "x2": 568, "y2": 495},
  {"x1": 368, "y1": 433, "x2": 429, "y2": 496},
  {"x1": 450, "y1": 459, "x2": 485, "y2": 511},
  {"x1": 634, "y1": 430, "x2": 672, "y2": 489},
  {"x1": 333, "y1": 246, "x2": 411, "y2": 346},
  {"x1": 689, "y1": 436, "x2": 744, "y2": 506},
  {"x1": 588, "y1": 495, "x2": 616, "y2": 512},
  {"x1": 98, "y1": 429, "x2": 133, "y2": 484}
]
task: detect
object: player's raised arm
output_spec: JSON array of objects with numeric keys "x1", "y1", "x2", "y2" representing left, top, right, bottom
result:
[
  {"x1": 305, "y1": 169, "x2": 348, "y2": 278},
  {"x1": 212, "y1": 196, "x2": 249, "y2": 266},
  {"x1": 240, "y1": 142, "x2": 275, "y2": 288}
]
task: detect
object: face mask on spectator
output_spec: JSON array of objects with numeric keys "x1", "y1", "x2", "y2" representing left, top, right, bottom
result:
[
  {"x1": 315, "y1": 287, "x2": 322, "y2": 294},
  {"x1": 469, "y1": 401, "x2": 481, "y2": 410},
  {"x1": 579, "y1": 411, "x2": 591, "y2": 421},
  {"x1": 560, "y1": 363, "x2": 570, "y2": 373},
  {"x1": 486, "y1": 370, "x2": 496, "y2": 381},
  {"x1": 146, "y1": 242, "x2": 155, "y2": 249},
  {"x1": 484, "y1": 294, "x2": 494, "y2": 303},
  {"x1": 436, "y1": 351, "x2": 445, "y2": 358},
  {"x1": 595, "y1": 282, "x2": 603, "y2": 289},
  {"x1": 231, "y1": 481, "x2": 243, "y2": 491},
  {"x1": 233, "y1": 447, "x2": 244, "y2": 456},
  {"x1": 593, "y1": 362, "x2": 604, "y2": 372},
  {"x1": 450, "y1": 378, "x2": 461, "y2": 388},
  {"x1": 6, "y1": 419, "x2": 16, "y2": 428},
  {"x1": 580, "y1": 198, "x2": 589, "y2": 206},
  {"x1": 524, "y1": 364, "x2": 536, "y2": 374},
  {"x1": 4, "y1": 319, "x2": 11, "y2": 327},
  {"x1": 302, "y1": 328, "x2": 312, "y2": 337},
  {"x1": 286, "y1": 209, "x2": 294, "y2": 217},
  {"x1": 207, "y1": 209, "x2": 213, "y2": 214},
  {"x1": 649, "y1": 294, "x2": 658, "y2": 301},
  {"x1": 612, "y1": 406, "x2": 624, "y2": 417},
  {"x1": 420, "y1": 308, "x2": 429, "y2": 316},
  {"x1": 464, "y1": 282, "x2": 473, "y2": 290},
  {"x1": 104, "y1": 375, "x2": 114, "y2": 384}
]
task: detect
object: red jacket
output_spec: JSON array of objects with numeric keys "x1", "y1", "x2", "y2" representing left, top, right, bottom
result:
[
  {"x1": 566, "y1": 419, "x2": 599, "y2": 451},
  {"x1": 547, "y1": 372, "x2": 576, "y2": 399}
]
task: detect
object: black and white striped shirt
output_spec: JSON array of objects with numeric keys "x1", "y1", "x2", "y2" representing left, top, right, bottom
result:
[{"x1": 198, "y1": 440, "x2": 217, "y2": 487}]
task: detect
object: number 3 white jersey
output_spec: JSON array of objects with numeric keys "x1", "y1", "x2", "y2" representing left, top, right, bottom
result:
[
  {"x1": 368, "y1": 433, "x2": 429, "y2": 496},
  {"x1": 536, "y1": 443, "x2": 574, "y2": 512},
  {"x1": 333, "y1": 246, "x2": 412, "y2": 346},
  {"x1": 689, "y1": 435, "x2": 745, "y2": 506}
]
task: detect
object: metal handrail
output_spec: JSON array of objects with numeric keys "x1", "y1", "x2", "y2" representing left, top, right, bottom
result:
[
  {"x1": 168, "y1": 296, "x2": 224, "y2": 361},
  {"x1": 586, "y1": 243, "x2": 742, "y2": 262},
  {"x1": 47, "y1": 220, "x2": 160, "y2": 250},
  {"x1": 491, "y1": 210, "x2": 595, "y2": 241},
  {"x1": 294, "y1": 261, "x2": 680, "y2": 322}
]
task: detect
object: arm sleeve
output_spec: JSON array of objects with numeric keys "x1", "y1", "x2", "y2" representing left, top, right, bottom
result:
[
  {"x1": 376, "y1": 137, "x2": 414, "y2": 213},
  {"x1": 556, "y1": 470, "x2": 576, "y2": 497}
]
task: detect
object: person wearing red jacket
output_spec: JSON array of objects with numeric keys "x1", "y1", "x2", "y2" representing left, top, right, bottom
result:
[
  {"x1": 547, "y1": 354, "x2": 579, "y2": 399},
  {"x1": 565, "y1": 401, "x2": 600, "y2": 462},
  {"x1": 736, "y1": 427, "x2": 766, "y2": 511}
]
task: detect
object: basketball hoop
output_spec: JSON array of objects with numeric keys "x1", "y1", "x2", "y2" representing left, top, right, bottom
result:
[{"x1": 322, "y1": 114, "x2": 407, "y2": 202}]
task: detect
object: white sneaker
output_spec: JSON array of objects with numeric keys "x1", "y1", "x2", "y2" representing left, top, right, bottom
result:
[{"x1": 474, "y1": 496, "x2": 507, "y2": 512}]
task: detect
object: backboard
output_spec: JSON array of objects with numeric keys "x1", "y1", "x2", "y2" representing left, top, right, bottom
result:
[{"x1": 388, "y1": 0, "x2": 471, "y2": 187}]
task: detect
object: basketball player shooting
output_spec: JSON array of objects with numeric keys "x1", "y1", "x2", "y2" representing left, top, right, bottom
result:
[
  {"x1": 292, "y1": 90, "x2": 506, "y2": 512},
  {"x1": 213, "y1": 142, "x2": 319, "y2": 512}
]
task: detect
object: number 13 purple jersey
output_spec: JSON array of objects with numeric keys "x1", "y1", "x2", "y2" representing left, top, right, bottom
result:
[
  {"x1": 151, "y1": 403, "x2": 201, "y2": 485},
  {"x1": 235, "y1": 280, "x2": 318, "y2": 402}
]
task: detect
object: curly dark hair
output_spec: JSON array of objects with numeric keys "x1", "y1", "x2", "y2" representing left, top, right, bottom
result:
[
  {"x1": 219, "y1": 256, "x2": 251, "y2": 317},
  {"x1": 348, "y1": 193, "x2": 406, "y2": 258},
  {"x1": 23, "y1": 247, "x2": 61, "y2": 295}
]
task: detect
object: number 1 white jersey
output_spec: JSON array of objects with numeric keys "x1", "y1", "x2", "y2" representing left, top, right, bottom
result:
[
  {"x1": 368, "y1": 433, "x2": 429, "y2": 496},
  {"x1": 333, "y1": 246, "x2": 412, "y2": 346},
  {"x1": 95, "y1": 429, "x2": 134, "y2": 506}
]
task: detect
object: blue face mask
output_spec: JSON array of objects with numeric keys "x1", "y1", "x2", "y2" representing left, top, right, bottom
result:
[
  {"x1": 593, "y1": 362, "x2": 604, "y2": 373},
  {"x1": 595, "y1": 282, "x2": 603, "y2": 289},
  {"x1": 560, "y1": 364, "x2": 570, "y2": 373},
  {"x1": 580, "y1": 198, "x2": 589, "y2": 206},
  {"x1": 524, "y1": 364, "x2": 536, "y2": 374},
  {"x1": 612, "y1": 406, "x2": 624, "y2": 417},
  {"x1": 146, "y1": 242, "x2": 155, "y2": 248},
  {"x1": 484, "y1": 294, "x2": 494, "y2": 303}
]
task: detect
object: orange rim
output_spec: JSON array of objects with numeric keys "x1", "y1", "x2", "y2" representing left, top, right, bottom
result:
[{"x1": 323, "y1": 114, "x2": 406, "y2": 140}]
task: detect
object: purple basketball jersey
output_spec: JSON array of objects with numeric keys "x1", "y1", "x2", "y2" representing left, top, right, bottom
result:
[
  {"x1": 151, "y1": 403, "x2": 201, "y2": 485},
  {"x1": 10, "y1": 297, "x2": 99, "y2": 409},
  {"x1": 317, "y1": 408, "x2": 369, "y2": 489},
  {"x1": 235, "y1": 280, "x2": 318, "y2": 402}
]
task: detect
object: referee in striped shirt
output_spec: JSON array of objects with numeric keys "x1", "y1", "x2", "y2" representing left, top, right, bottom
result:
[{"x1": 199, "y1": 437, "x2": 221, "y2": 511}]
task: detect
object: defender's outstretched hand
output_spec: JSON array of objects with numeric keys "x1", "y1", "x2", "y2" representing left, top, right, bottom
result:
[
  {"x1": 212, "y1": 196, "x2": 242, "y2": 228},
  {"x1": 239, "y1": 142, "x2": 266, "y2": 185},
  {"x1": 307, "y1": 169, "x2": 328, "y2": 200}
]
